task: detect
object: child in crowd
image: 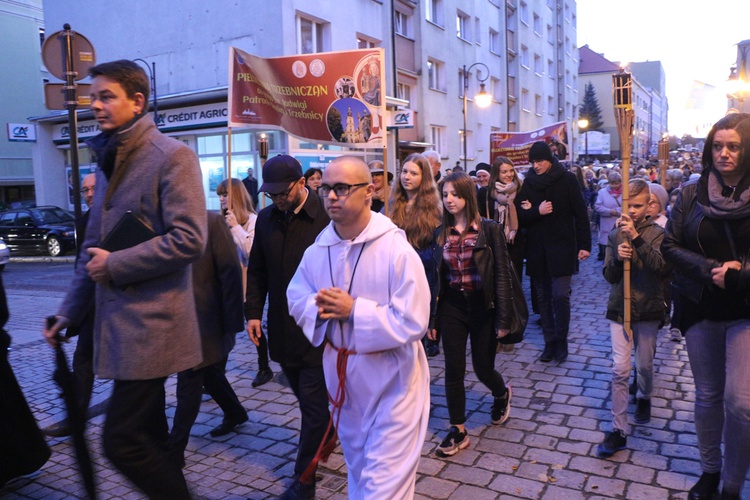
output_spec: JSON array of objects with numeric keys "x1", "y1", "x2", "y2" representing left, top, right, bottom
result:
[{"x1": 598, "y1": 178, "x2": 665, "y2": 458}]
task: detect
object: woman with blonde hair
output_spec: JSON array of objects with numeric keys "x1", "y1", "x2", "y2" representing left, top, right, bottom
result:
[
  {"x1": 216, "y1": 178, "x2": 272, "y2": 387},
  {"x1": 388, "y1": 153, "x2": 442, "y2": 356}
]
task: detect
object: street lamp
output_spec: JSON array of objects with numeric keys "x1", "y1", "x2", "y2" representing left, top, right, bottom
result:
[
  {"x1": 133, "y1": 58, "x2": 158, "y2": 124},
  {"x1": 462, "y1": 62, "x2": 491, "y2": 171},
  {"x1": 577, "y1": 118, "x2": 589, "y2": 164}
]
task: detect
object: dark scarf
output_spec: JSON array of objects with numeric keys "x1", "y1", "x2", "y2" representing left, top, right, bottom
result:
[
  {"x1": 522, "y1": 158, "x2": 566, "y2": 191},
  {"x1": 85, "y1": 114, "x2": 144, "y2": 180}
]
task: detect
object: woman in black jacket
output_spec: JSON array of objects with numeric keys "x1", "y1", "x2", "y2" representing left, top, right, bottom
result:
[
  {"x1": 662, "y1": 113, "x2": 750, "y2": 500},
  {"x1": 432, "y1": 172, "x2": 512, "y2": 458}
]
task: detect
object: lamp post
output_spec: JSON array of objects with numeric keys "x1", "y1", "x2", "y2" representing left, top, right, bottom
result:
[
  {"x1": 577, "y1": 118, "x2": 589, "y2": 164},
  {"x1": 462, "y1": 62, "x2": 492, "y2": 172},
  {"x1": 133, "y1": 58, "x2": 158, "y2": 124}
]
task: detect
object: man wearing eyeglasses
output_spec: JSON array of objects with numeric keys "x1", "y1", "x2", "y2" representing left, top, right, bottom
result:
[
  {"x1": 245, "y1": 154, "x2": 330, "y2": 500},
  {"x1": 287, "y1": 156, "x2": 431, "y2": 498}
]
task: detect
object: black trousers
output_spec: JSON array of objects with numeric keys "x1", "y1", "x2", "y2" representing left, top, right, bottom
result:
[
  {"x1": 104, "y1": 378, "x2": 190, "y2": 499},
  {"x1": 170, "y1": 357, "x2": 247, "y2": 457},
  {"x1": 282, "y1": 363, "x2": 330, "y2": 477},
  {"x1": 440, "y1": 288, "x2": 508, "y2": 425},
  {"x1": 71, "y1": 318, "x2": 94, "y2": 419}
]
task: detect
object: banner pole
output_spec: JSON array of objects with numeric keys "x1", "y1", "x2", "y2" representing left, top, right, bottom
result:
[{"x1": 227, "y1": 126, "x2": 233, "y2": 213}]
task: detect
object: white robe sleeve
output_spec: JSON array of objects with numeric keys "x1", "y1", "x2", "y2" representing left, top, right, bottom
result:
[{"x1": 287, "y1": 247, "x2": 330, "y2": 347}]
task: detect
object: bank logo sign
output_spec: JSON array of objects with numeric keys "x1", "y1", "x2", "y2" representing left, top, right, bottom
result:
[{"x1": 7, "y1": 123, "x2": 36, "y2": 142}]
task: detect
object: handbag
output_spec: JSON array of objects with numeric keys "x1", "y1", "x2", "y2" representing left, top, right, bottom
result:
[{"x1": 499, "y1": 260, "x2": 529, "y2": 345}]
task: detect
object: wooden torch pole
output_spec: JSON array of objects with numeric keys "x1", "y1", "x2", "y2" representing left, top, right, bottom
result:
[
  {"x1": 613, "y1": 69, "x2": 634, "y2": 341},
  {"x1": 659, "y1": 138, "x2": 669, "y2": 189}
]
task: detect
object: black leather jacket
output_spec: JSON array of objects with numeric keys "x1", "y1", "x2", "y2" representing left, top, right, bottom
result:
[
  {"x1": 435, "y1": 219, "x2": 512, "y2": 330},
  {"x1": 662, "y1": 179, "x2": 750, "y2": 329}
]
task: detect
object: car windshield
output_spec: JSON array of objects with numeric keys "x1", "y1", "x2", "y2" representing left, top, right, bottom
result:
[{"x1": 31, "y1": 208, "x2": 74, "y2": 224}]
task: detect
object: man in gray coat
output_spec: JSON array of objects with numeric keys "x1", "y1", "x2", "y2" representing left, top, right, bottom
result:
[{"x1": 44, "y1": 60, "x2": 206, "y2": 499}]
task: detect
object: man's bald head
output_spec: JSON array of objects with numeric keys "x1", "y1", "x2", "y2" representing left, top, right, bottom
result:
[
  {"x1": 326, "y1": 156, "x2": 372, "y2": 183},
  {"x1": 321, "y1": 156, "x2": 374, "y2": 238}
]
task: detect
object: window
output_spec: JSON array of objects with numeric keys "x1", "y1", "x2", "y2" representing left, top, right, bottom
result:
[
  {"x1": 357, "y1": 34, "x2": 379, "y2": 49},
  {"x1": 395, "y1": 10, "x2": 412, "y2": 37},
  {"x1": 535, "y1": 94, "x2": 543, "y2": 115},
  {"x1": 428, "y1": 59, "x2": 444, "y2": 91},
  {"x1": 430, "y1": 126, "x2": 445, "y2": 154},
  {"x1": 547, "y1": 24, "x2": 554, "y2": 44},
  {"x1": 397, "y1": 83, "x2": 411, "y2": 105},
  {"x1": 297, "y1": 15, "x2": 327, "y2": 54},
  {"x1": 548, "y1": 96, "x2": 554, "y2": 116},
  {"x1": 547, "y1": 59, "x2": 554, "y2": 78},
  {"x1": 489, "y1": 29, "x2": 501, "y2": 54},
  {"x1": 491, "y1": 77, "x2": 502, "y2": 102},
  {"x1": 475, "y1": 18, "x2": 481, "y2": 44},
  {"x1": 521, "y1": 89, "x2": 530, "y2": 111},
  {"x1": 534, "y1": 54, "x2": 543, "y2": 75},
  {"x1": 507, "y1": 28, "x2": 516, "y2": 52},
  {"x1": 520, "y1": 2, "x2": 529, "y2": 25},
  {"x1": 456, "y1": 11, "x2": 470, "y2": 40},
  {"x1": 427, "y1": 0, "x2": 443, "y2": 26},
  {"x1": 507, "y1": 75, "x2": 516, "y2": 99},
  {"x1": 533, "y1": 13, "x2": 542, "y2": 34},
  {"x1": 520, "y1": 45, "x2": 529, "y2": 68},
  {"x1": 38, "y1": 27, "x2": 45, "y2": 47}
]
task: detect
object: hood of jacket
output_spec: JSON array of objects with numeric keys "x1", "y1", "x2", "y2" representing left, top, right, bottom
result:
[{"x1": 316, "y1": 211, "x2": 401, "y2": 247}]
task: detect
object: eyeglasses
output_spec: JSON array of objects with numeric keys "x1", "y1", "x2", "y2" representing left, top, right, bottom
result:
[
  {"x1": 81, "y1": 187, "x2": 94, "y2": 194},
  {"x1": 266, "y1": 182, "x2": 297, "y2": 200},
  {"x1": 318, "y1": 183, "x2": 369, "y2": 198}
]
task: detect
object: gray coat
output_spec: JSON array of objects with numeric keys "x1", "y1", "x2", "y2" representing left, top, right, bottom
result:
[{"x1": 59, "y1": 115, "x2": 207, "y2": 380}]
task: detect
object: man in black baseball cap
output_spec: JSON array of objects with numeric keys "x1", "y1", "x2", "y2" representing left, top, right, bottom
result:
[{"x1": 246, "y1": 153, "x2": 331, "y2": 499}]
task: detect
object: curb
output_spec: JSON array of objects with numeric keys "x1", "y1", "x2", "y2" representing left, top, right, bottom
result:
[{"x1": 9, "y1": 256, "x2": 76, "y2": 264}]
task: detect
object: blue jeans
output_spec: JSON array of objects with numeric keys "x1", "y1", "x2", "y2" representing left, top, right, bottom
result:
[
  {"x1": 686, "y1": 319, "x2": 750, "y2": 494},
  {"x1": 609, "y1": 320, "x2": 659, "y2": 434}
]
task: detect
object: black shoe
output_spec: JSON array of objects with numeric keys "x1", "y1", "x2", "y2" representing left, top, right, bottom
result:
[
  {"x1": 539, "y1": 342, "x2": 555, "y2": 362},
  {"x1": 425, "y1": 340, "x2": 440, "y2": 358},
  {"x1": 629, "y1": 379, "x2": 638, "y2": 397},
  {"x1": 597, "y1": 429, "x2": 627, "y2": 458},
  {"x1": 688, "y1": 472, "x2": 721, "y2": 500},
  {"x1": 634, "y1": 398, "x2": 651, "y2": 424},
  {"x1": 42, "y1": 421, "x2": 71, "y2": 438},
  {"x1": 491, "y1": 386, "x2": 512, "y2": 425},
  {"x1": 208, "y1": 414, "x2": 248, "y2": 437},
  {"x1": 280, "y1": 479, "x2": 315, "y2": 500},
  {"x1": 436, "y1": 426, "x2": 470, "y2": 457},
  {"x1": 252, "y1": 368, "x2": 273, "y2": 387},
  {"x1": 554, "y1": 340, "x2": 568, "y2": 363}
]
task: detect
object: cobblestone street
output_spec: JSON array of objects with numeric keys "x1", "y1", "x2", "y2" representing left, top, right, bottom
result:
[{"x1": 1, "y1": 255, "x2": 748, "y2": 499}]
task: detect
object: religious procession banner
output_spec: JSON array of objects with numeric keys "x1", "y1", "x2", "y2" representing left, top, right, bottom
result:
[
  {"x1": 228, "y1": 47, "x2": 385, "y2": 148},
  {"x1": 490, "y1": 121, "x2": 569, "y2": 166}
]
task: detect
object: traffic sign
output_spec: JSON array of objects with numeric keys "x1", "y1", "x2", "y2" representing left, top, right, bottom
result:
[
  {"x1": 41, "y1": 29, "x2": 95, "y2": 81},
  {"x1": 44, "y1": 83, "x2": 92, "y2": 110}
]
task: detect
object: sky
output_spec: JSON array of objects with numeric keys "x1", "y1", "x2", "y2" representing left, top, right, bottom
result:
[{"x1": 576, "y1": 0, "x2": 750, "y2": 137}]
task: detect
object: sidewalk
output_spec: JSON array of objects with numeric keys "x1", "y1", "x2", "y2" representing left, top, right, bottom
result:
[{"x1": 1, "y1": 254, "x2": 747, "y2": 499}]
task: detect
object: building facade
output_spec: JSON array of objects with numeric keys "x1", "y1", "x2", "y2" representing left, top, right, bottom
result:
[
  {"x1": 0, "y1": 0, "x2": 48, "y2": 207},
  {"x1": 31, "y1": 0, "x2": 579, "y2": 210}
]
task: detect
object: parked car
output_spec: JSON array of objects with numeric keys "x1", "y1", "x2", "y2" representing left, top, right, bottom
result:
[
  {"x1": 0, "y1": 238, "x2": 10, "y2": 270},
  {"x1": 0, "y1": 206, "x2": 76, "y2": 257}
]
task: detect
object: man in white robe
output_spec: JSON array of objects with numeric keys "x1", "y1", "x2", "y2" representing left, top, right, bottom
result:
[{"x1": 287, "y1": 156, "x2": 430, "y2": 499}]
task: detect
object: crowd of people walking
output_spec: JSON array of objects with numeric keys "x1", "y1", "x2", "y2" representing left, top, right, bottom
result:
[{"x1": 0, "y1": 58, "x2": 747, "y2": 499}]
